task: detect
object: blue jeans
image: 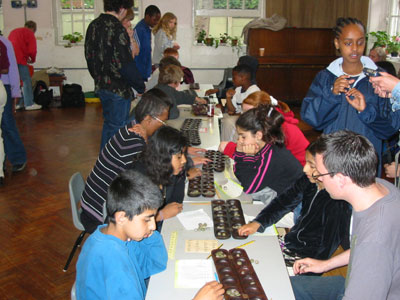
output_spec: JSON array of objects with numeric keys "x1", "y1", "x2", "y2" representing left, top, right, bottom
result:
[
  {"x1": 1, "y1": 85, "x2": 26, "y2": 165},
  {"x1": 97, "y1": 89, "x2": 131, "y2": 149},
  {"x1": 290, "y1": 275, "x2": 345, "y2": 300},
  {"x1": 18, "y1": 64, "x2": 34, "y2": 107}
]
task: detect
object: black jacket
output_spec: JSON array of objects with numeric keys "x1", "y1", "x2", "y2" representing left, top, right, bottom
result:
[{"x1": 254, "y1": 174, "x2": 351, "y2": 259}]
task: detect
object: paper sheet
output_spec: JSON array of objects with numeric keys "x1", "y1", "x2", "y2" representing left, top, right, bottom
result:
[
  {"x1": 185, "y1": 240, "x2": 219, "y2": 253},
  {"x1": 177, "y1": 209, "x2": 213, "y2": 230},
  {"x1": 175, "y1": 259, "x2": 215, "y2": 288}
]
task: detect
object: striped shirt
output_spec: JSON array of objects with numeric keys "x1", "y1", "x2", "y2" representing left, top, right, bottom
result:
[{"x1": 81, "y1": 122, "x2": 145, "y2": 222}]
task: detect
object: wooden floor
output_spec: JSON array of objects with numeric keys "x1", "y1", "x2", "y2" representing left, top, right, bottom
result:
[{"x1": 0, "y1": 103, "x2": 319, "y2": 299}]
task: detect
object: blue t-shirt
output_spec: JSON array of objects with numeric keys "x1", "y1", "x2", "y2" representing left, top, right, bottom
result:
[
  {"x1": 76, "y1": 225, "x2": 167, "y2": 300},
  {"x1": 134, "y1": 19, "x2": 152, "y2": 81}
]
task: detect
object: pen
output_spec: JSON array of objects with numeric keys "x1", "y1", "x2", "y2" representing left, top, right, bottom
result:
[
  {"x1": 206, "y1": 243, "x2": 223, "y2": 259},
  {"x1": 235, "y1": 240, "x2": 255, "y2": 249}
]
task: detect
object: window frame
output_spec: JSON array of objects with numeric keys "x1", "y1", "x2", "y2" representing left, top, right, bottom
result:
[{"x1": 388, "y1": 0, "x2": 400, "y2": 36}]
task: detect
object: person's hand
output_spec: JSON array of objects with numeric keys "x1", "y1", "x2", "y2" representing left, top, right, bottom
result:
[
  {"x1": 195, "y1": 97, "x2": 208, "y2": 104},
  {"x1": 370, "y1": 71, "x2": 400, "y2": 94},
  {"x1": 188, "y1": 147, "x2": 206, "y2": 155},
  {"x1": 218, "y1": 141, "x2": 229, "y2": 153},
  {"x1": 226, "y1": 89, "x2": 236, "y2": 98},
  {"x1": 345, "y1": 88, "x2": 366, "y2": 112},
  {"x1": 159, "y1": 202, "x2": 183, "y2": 220},
  {"x1": 192, "y1": 156, "x2": 212, "y2": 165},
  {"x1": 293, "y1": 257, "x2": 329, "y2": 275},
  {"x1": 173, "y1": 42, "x2": 180, "y2": 50},
  {"x1": 205, "y1": 88, "x2": 219, "y2": 96},
  {"x1": 187, "y1": 167, "x2": 202, "y2": 180},
  {"x1": 238, "y1": 222, "x2": 260, "y2": 236},
  {"x1": 384, "y1": 162, "x2": 400, "y2": 178},
  {"x1": 27, "y1": 57, "x2": 33, "y2": 64},
  {"x1": 332, "y1": 75, "x2": 354, "y2": 95},
  {"x1": 372, "y1": 84, "x2": 391, "y2": 98},
  {"x1": 128, "y1": 124, "x2": 147, "y2": 141},
  {"x1": 242, "y1": 144, "x2": 260, "y2": 155},
  {"x1": 132, "y1": 40, "x2": 140, "y2": 56},
  {"x1": 193, "y1": 281, "x2": 224, "y2": 300}
]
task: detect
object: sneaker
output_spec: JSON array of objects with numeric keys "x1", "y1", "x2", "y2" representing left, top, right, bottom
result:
[
  {"x1": 12, "y1": 162, "x2": 26, "y2": 172},
  {"x1": 15, "y1": 104, "x2": 23, "y2": 110},
  {"x1": 25, "y1": 103, "x2": 42, "y2": 110}
]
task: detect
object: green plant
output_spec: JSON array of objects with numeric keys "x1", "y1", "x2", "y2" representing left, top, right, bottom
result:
[
  {"x1": 196, "y1": 29, "x2": 206, "y2": 43},
  {"x1": 63, "y1": 32, "x2": 83, "y2": 43},
  {"x1": 229, "y1": 36, "x2": 243, "y2": 56},
  {"x1": 368, "y1": 31, "x2": 390, "y2": 48},
  {"x1": 205, "y1": 35, "x2": 214, "y2": 47},
  {"x1": 387, "y1": 35, "x2": 400, "y2": 54},
  {"x1": 219, "y1": 33, "x2": 229, "y2": 44}
]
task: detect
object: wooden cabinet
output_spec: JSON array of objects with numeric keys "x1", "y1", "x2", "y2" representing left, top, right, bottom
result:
[{"x1": 248, "y1": 28, "x2": 337, "y2": 105}]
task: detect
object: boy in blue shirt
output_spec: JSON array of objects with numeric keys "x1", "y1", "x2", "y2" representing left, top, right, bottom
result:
[{"x1": 76, "y1": 170, "x2": 224, "y2": 300}]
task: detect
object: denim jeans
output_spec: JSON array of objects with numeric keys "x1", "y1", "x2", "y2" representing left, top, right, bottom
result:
[
  {"x1": 290, "y1": 275, "x2": 345, "y2": 300},
  {"x1": 1, "y1": 85, "x2": 26, "y2": 166},
  {"x1": 97, "y1": 89, "x2": 131, "y2": 149},
  {"x1": 18, "y1": 64, "x2": 34, "y2": 107}
]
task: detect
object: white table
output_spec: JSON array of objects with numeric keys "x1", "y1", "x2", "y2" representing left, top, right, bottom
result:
[{"x1": 146, "y1": 204, "x2": 295, "y2": 300}]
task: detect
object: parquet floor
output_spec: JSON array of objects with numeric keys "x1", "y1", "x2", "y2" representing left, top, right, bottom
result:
[{"x1": 0, "y1": 103, "x2": 320, "y2": 299}]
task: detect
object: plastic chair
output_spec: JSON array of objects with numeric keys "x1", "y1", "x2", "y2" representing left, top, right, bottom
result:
[
  {"x1": 213, "y1": 67, "x2": 233, "y2": 98},
  {"x1": 71, "y1": 281, "x2": 77, "y2": 300},
  {"x1": 63, "y1": 172, "x2": 87, "y2": 272}
]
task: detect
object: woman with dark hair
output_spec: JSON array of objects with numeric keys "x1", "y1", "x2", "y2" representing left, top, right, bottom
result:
[
  {"x1": 232, "y1": 104, "x2": 303, "y2": 204},
  {"x1": 131, "y1": 126, "x2": 190, "y2": 228}
]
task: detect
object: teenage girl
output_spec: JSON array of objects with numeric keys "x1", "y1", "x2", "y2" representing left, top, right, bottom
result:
[
  {"x1": 121, "y1": 8, "x2": 139, "y2": 58},
  {"x1": 220, "y1": 91, "x2": 309, "y2": 166},
  {"x1": 233, "y1": 104, "x2": 303, "y2": 204},
  {"x1": 301, "y1": 17, "x2": 396, "y2": 175},
  {"x1": 238, "y1": 142, "x2": 351, "y2": 260},
  {"x1": 152, "y1": 12, "x2": 180, "y2": 65}
]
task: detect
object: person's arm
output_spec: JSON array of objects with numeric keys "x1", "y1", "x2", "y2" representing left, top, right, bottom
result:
[
  {"x1": 119, "y1": 59, "x2": 146, "y2": 94},
  {"x1": 300, "y1": 71, "x2": 342, "y2": 130},
  {"x1": 4, "y1": 39, "x2": 21, "y2": 98},
  {"x1": 27, "y1": 31, "x2": 37, "y2": 64},
  {"x1": 175, "y1": 89, "x2": 196, "y2": 105},
  {"x1": 225, "y1": 89, "x2": 237, "y2": 114}
]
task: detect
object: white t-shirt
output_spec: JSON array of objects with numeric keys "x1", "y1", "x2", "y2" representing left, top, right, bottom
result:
[{"x1": 232, "y1": 84, "x2": 260, "y2": 113}]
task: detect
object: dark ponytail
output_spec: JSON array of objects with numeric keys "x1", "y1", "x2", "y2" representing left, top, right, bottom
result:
[
  {"x1": 236, "y1": 104, "x2": 285, "y2": 146},
  {"x1": 333, "y1": 17, "x2": 365, "y2": 38}
]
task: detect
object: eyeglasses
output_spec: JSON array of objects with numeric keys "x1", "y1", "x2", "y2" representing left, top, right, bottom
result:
[
  {"x1": 312, "y1": 171, "x2": 336, "y2": 181},
  {"x1": 152, "y1": 115, "x2": 167, "y2": 126}
]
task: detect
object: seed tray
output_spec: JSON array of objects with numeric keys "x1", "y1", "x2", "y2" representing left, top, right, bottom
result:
[{"x1": 187, "y1": 170, "x2": 215, "y2": 198}]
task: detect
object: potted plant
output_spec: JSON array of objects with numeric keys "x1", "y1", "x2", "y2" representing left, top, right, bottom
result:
[
  {"x1": 229, "y1": 36, "x2": 243, "y2": 56},
  {"x1": 368, "y1": 31, "x2": 390, "y2": 49},
  {"x1": 196, "y1": 29, "x2": 206, "y2": 44},
  {"x1": 205, "y1": 35, "x2": 214, "y2": 47},
  {"x1": 63, "y1": 32, "x2": 83, "y2": 47},
  {"x1": 219, "y1": 33, "x2": 229, "y2": 45},
  {"x1": 387, "y1": 35, "x2": 400, "y2": 57}
]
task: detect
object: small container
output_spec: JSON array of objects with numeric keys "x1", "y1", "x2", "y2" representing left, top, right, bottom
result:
[
  {"x1": 207, "y1": 104, "x2": 214, "y2": 117},
  {"x1": 259, "y1": 48, "x2": 265, "y2": 56}
]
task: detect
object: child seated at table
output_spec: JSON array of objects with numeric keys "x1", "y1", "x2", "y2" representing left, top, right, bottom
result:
[
  {"x1": 163, "y1": 48, "x2": 195, "y2": 84},
  {"x1": 76, "y1": 170, "x2": 224, "y2": 300},
  {"x1": 232, "y1": 104, "x2": 303, "y2": 204},
  {"x1": 238, "y1": 142, "x2": 351, "y2": 261},
  {"x1": 154, "y1": 64, "x2": 206, "y2": 119},
  {"x1": 221, "y1": 64, "x2": 260, "y2": 140},
  {"x1": 220, "y1": 91, "x2": 309, "y2": 166}
]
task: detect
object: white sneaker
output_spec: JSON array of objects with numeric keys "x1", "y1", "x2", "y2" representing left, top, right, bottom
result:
[
  {"x1": 15, "y1": 104, "x2": 22, "y2": 110},
  {"x1": 25, "y1": 103, "x2": 42, "y2": 111}
]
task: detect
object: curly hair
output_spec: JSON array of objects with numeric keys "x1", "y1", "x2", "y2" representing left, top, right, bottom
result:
[
  {"x1": 143, "y1": 126, "x2": 188, "y2": 186},
  {"x1": 152, "y1": 12, "x2": 177, "y2": 40},
  {"x1": 236, "y1": 104, "x2": 285, "y2": 146}
]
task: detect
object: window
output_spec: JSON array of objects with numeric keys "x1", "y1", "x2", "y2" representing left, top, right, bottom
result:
[
  {"x1": 388, "y1": 0, "x2": 400, "y2": 36},
  {"x1": 194, "y1": 0, "x2": 264, "y2": 41}
]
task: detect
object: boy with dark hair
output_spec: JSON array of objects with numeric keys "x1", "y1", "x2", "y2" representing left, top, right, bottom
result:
[
  {"x1": 291, "y1": 130, "x2": 400, "y2": 300},
  {"x1": 77, "y1": 170, "x2": 224, "y2": 300},
  {"x1": 134, "y1": 5, "x2": 161, "y2": 80},
  {"x1": 155, "y1": 64, "x2": 206, "y2": 119}
]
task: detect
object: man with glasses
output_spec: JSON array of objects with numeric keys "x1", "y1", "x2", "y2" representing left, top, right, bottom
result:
[{"x1": 291, "y1": 130, "x2": 400, "y2": 300}]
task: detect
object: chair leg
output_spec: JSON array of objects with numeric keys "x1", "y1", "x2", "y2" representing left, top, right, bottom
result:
[{"x1": 63, "y1": 231, "x2": 86, "y2": 272}]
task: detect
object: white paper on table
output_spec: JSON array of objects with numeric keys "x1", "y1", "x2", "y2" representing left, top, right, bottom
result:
[
  {"x1": 177, "y1": 209, "x2": 213, "y2": 230},
  {"x1": 244, "y1": 214, "x2": 278, "y2": 236},
  {"x1": 175, "y1": 259, "x2": 215, "y2": 288},
  {"x1": 215, "y1": 178, "x2": 243, "y2": 198}
]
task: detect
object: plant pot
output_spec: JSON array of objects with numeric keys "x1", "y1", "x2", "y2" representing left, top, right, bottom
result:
[
  {"x1": 231, "y1": 39, "x2": 238, "y2": 46},
  {"x1": 220, "y1": 38, "x2": 227, "y2": 45},
  {"x1": 391, "y1": 51, "x2": 398, "y2": 57},
  {"x1": 197, "y1": 39, "x2": 203, "y2": 44},
  {"x1": 205, "y1": 38, "x2": 214, "y2": 47}
]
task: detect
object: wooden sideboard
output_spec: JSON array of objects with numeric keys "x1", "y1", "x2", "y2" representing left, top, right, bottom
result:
[{"x1": 247, "y1": 28, "x2": 338, "y2": 105}]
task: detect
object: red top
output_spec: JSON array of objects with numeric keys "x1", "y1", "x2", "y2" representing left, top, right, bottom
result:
[
  {"x1": 223, "y1": 107, "x2": 309, "y2": 166},
  {"x1": 8, "y1": 27, "x2": 37, "y2": 65}
]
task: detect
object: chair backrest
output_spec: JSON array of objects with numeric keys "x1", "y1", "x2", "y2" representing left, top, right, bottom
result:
[{"x1": 69, "y1": 172, "x2": 86, "y2": 231}]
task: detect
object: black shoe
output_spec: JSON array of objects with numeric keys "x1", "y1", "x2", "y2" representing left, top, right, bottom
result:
[
  {"x1": 0, "y1": 177, "x2": 3, "y2": 186},
  {"x1": 12, "y1": 162, "x2": 26, "y2": 172}
]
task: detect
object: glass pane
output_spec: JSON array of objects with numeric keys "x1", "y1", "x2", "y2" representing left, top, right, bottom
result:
[
  {"x1": 61, "y1": 0, "x2": 71, "y2": 10},
  {"x1": 231, "y1": 17, "x2": 253, "y2": 38},
  {"x1": 62, "y1": 13, "x2": 72, "y2": 36},
  {"x1": 229, "y1": 0, "x2": 243, "y2": 9},
  {"x1": 73, "y1": 0, "x2": 84, "y2": 9},
  {"x1": 209, "y1": 17, "x2": 228, "y2": 38},
  {"x1": 213, "y1": 0, "x2": 227, "y2": 9},
  {"x1": 72, "y1": 13, "x2": 84, "y2": 34},
  {"x1": 245, "y1": 0, "x2": 258, "y2": 9},
  {"x1": 84, "y1": 0, "x2": 94, "y2": 9},
  {"x1": 84, "y1": 13, "x2": 94, "y2": 33}
]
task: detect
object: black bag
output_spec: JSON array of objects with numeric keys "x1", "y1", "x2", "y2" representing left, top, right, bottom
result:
[
  {"x1": 33, "y1": 80, "x2": 53, "y2": 108},
  {"x1": 61, "y1": 83, "x2": 85, "y2": 107}
]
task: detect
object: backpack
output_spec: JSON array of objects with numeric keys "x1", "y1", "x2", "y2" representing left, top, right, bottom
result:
[
  {"x1": 61, "y1": 84, "x2": 85, "y2": 107},
  {"x1": 33, "y1": 80, "x2": 53, "y2": 108}
]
